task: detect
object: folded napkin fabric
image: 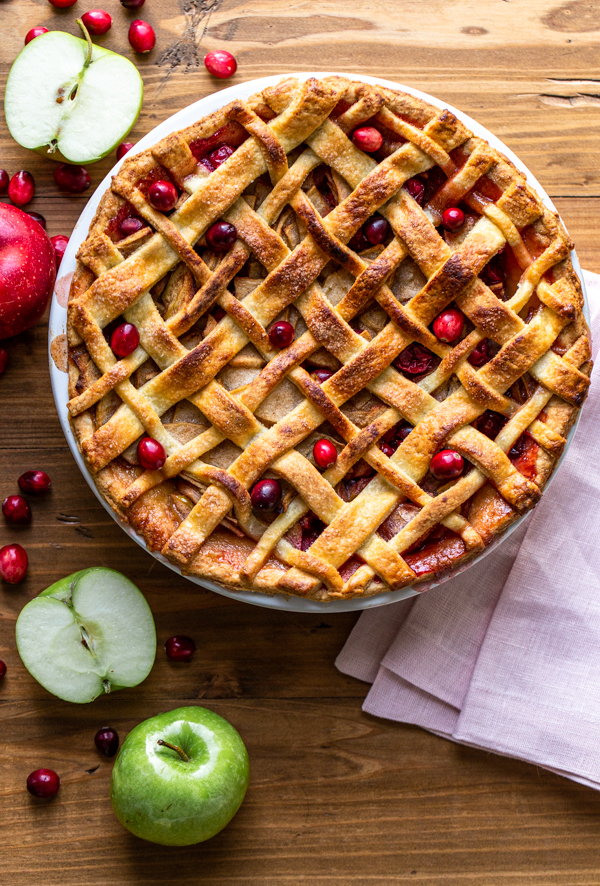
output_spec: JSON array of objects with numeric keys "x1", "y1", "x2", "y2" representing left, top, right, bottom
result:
[{"x1": 336, "y1": 270, "x2": 600, "y2": 790}]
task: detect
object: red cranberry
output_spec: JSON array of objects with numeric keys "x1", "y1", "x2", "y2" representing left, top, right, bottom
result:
[
  {"x1": 0, "y1": 170, "x2": 8, "y2": 194},
  {"x1": 111, "y1": 322, "x2": 140, "y2": 357},
  {"x1": 94, "y1": 726, "x2": 119, "y2": 757},
  {"x1": 432, "y1": 307, "x2": 465, "y2": 343},
  {"x1": 379, "y1": 441, "x2": 394, "y2": 457},
  {"x1": 26, "y1": 769, "x2": 60, "y2": 799},
  {"x1": 404, "y1": 178, "x2": 425, "y2": 205},
  {"x1": 137, "y1": 437, "x2": 166, "y2": 471},
  {"x1": 48, "y1": 0, "x2": 77, "y2": 6},
  {"x1": 3, "y1": 495, "x2": 32, "y2": 525},
  {"x1": 120, "y1": 0, "x2": 144, "y2": 8},
  {"x1": 383, "y1": 421, "x2": 412, "y2": 447},
  {"x1": 468, "y1": 339, "x2": 491, "y2": 367},
  {"x1": 208, "y1": 145, "x2": 234, "y2": 167},
  {"x1": 119, "y1": 217, "x2": 144, "y2": 238},
  {"x1": 50, "y1": 235, "x2": 69, "y2": 269},
  {"x1": 206, "y1": 221, "x2": 237, "y2": 252},
  {"x1": 251, "y1": 478, "x2": 282, "y2": 512},
  {"x1": 442, "y1": 206, "x2": 465, "y2": 231},
  {"x1": 0, "y1": 348, "x2": 8, "y2": 376},
  {"x1": 204, "y1": 50, "x2": 237, "y2": 79},
  {"x1": 213, "y1": 306, "x2": 226, "y2": 321},
  {"x1": 364, "y1": 217, "x2": 389, "y2": 245},
  {"x1": 430, "y1": 449, "x2": 464, "y2": 481},
  {"x1": 0, "y1": 660, "x2": 5, "y2": 679},
  {"x1": 81, "y1": 9, "x2": 112, "y2": 35},
  {"x1": 116, "y1": 142, "x2": 134, "y2": 161},
  {"x1": 8, "y1": 171, "x2": 35, "y2": 206},
  {"x1": 54, "y1": 164, "x2": 91, "y2": 194},
  {"x1": 18, "y1": 470, "x2": 51, "y2": 496},
  {"x1": 25, "y1": 26, "x2": 49, "y2": 44},
  {"x1": 165, "y1": 635, "x2": 196, "y2": 662},
  {"x1": 268, "y1": 320, "x2": 294, "y2": 349},
  {"x1": 27, "y1": 211, "x2": 46, "y2": 229},
  {"x1": 475, "y1": 410, "x2": 507, "y2": 439},
  {"x1": 349, "y1": 228, "x2": 370, "y2": 252},
  {"x1": 312, "y1": 368, "x2": 333, "y2": 384},
  {"x1": 352, "y1": 127, "x2": 383, "y2": 153},
  {"x1": 313, "y1": 439, "x2": 337, "y2": 469},
  {"x1": 0, "y1": 544, "x2": 28, "y2": 583},
  {"x1": 148, "y1": 180, "x2": 178, "y2": 212},
  {"x1": 394, "y1": 342, "x2": 436, "y2": 376},
  {"x1": 128, "y1": 19, "x2": 155, "y2": 53}
]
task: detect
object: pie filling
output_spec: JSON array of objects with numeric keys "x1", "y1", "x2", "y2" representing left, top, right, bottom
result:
[{"x1": 66, "y1": 76, "x2": 591, "y2": 600}]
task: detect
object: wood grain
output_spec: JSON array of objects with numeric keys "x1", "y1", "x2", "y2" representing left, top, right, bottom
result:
[{"x1": 2, "y1": 1, "x2": 600, "y2": 883}]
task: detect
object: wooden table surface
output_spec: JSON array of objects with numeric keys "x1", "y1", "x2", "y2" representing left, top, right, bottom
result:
[{"x1": 2, "y1": 1, "x2": 600, "y2": 883}]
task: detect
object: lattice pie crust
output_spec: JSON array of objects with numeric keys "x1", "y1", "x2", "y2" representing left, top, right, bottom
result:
[{"x1": 66, "y1": 76, "x2": 592, "y2": 601}]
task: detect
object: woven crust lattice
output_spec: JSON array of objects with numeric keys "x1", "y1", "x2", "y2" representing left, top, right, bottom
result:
[{"x1": 66, "y1": 76, "x2": 592, "y2": 601}]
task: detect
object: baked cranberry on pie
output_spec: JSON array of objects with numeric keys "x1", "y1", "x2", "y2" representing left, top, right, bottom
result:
[{"x1": 66, "y1": 76, "x2": 592, "y2": 601}]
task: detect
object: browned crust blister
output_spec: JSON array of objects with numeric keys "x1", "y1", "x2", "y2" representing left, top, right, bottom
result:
[{"x1": 65, "y1": 76, "x2": 591, "y2": 602}]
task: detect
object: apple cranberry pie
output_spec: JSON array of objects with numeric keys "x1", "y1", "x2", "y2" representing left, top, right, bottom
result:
[{"x1": 66, "y1": 76, "x2": 591, "y2": 601}]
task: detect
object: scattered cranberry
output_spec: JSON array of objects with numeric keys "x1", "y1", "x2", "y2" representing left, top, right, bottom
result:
[
  {"x1": 312, "y1": 368, "x2": 333, "y2": 384},
  {"x1": 48, "y1": 0, "x2": 77, "y2": 7},
  {"x1": 54, "y1": 164, "x2": 90, "y2": 193},
  {"x1": 383, "y1": 421, "x2": 413, "y2": 448},
  {"x1": 26, "y1": 769, "x2": 60, "y2": 799},
  {"x1": 394, "y1": 342, "x2": 436, "y2": 376},
  {"x1": 116, "y1": 142, "x2": 134, "y2": 161},
  {"x1": 128, "y1": 19, "x2": 155, "y2": 53},
  {"x1": 0, "y1": 544, "x2": 28, "y2": 583},
  {"x1": 81, "y1": 9, "x2": 111, "y2": 34},
  {"x1": 18, "y1": 470, "x2": 51, "y2": 496},
  {"x1": 148, "y1": 180, "x2": 178, "y2": 212},
  {"x1": 268, "y1": 320, "x2": 294, "y2": 349},
  {"x1": 433, "y1": 307, "x2": 465, "y2": 343},
  {"x1": 111, "y1": 323, "x2": 140, "y2": 358},
  {"x1": 50, "y1": 235, "x2": 69, "y2": 269},
  {"x1": 165, "y1": 636, "x2": 196, "y2": 662},
  {"x1": 313, "y1": 439, "x2": 337, "y2": 469},
  {"x1": 118, "y1": 217, "x2": 144, "y2": 238},
  {"x1": 475, "y1": 410, "x2": 507, "y2": 439},
  {"x1": 364, "y1": 217, "x2": 389, "y2": 245},
  {"x1": 430, "y1": 449, "x2": 464, "y2": 481},
  {"x1": 25, "y1": 26, "x2": 49, "y2": 44},
  {"x1": 204, "y1": 50, "x2": 237, "y2": 79},
  {"x1": 8, "y1": 171, "x2": 35, "y2": 206},
  {"x1": 27, "y1": 211, "x2": 46, "y2": 229},
  {"x1": 251, "y1": 478, "x2": 282, "y2": 512},
  {"x1": 442, "y1": 206, "x2": 465, "y2": 231},
  {"x1": 404, "y1": 178, "x2": 425, "y2": 205},
  {"x1": 352, "y1": 126, "x2": 383, "y2": 153},
  {"x1": 468, "y1": 339, "x2": 491, "y2": 367},
  {"x1": 137, "y1": 437, "x2": 166, "y2": 471},
  {"x1": 0, "y1": 348, "x2": 8, "y2": 376},
  {"x1": 0, "y1": 661, "x2": 5, "y2": 680},
  {"x1": 208, "y1": 145, "x2": 234, "y2": 167},
  {"x1": 120, "y1": 0, "x2": 144, "y2": 7},
  {"x1": 379, "y1": 441, "x2": 394, "y2": 457},
  {"x1": 206, "y1": 221, "x2": 237, "y2": 252},
  {"x1": 0, "y1": 170, "x2": 8, "y2": 194},
  {"x1": 94, "y1": 727, "x2": 119, "y2": 757},
  {"x1": 3, "y1": 495, "x2": 32, "y2": 526},
  {"x1": 348, "y1": 228, "x2": 370, "y2": 252}
]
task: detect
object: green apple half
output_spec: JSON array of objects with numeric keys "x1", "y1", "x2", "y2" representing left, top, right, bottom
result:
[
  {"x1": 15, "y1": 568, "x2": 156, "y2": 703},
  {"x1": 5, "y1": 28, "x2": 143, "y2": 164},
  {"x1": 111, "y1": 706, "x2": 250, "y2": 846}
]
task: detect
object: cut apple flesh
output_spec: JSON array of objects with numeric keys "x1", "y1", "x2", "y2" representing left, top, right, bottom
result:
[
  {"x1": 5, "y1": 31, "x2": 143, "y2": 164},
  {"x1": 16, "y1": 568, "x2": 156, "y2": 703}
]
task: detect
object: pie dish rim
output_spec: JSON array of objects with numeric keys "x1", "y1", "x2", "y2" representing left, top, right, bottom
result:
[{"x1": 48, "y1": 70, "x2": 589, "y2": 613}]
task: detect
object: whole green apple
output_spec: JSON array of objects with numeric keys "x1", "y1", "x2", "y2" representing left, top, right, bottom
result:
[{"x1": 110, "y1": 706, "x2": 250, "y2": 846}]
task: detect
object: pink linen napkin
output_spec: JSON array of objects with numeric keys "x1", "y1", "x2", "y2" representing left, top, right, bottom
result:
[{"x1": 336, "y1": 270, "x2": 600, "y2": 789}]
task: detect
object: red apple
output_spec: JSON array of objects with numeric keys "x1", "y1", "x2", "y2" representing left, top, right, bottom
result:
[{"x1": 0, "y1": 203, "x2": 56, "y2": 338}]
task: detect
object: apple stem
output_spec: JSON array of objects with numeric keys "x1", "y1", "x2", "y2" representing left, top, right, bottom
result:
[
  {"x1": 157, "y1": 739, "x2": 189, "y2": 762},
  {"x1": 76, "y1": 19, "x2": 94, "y2": 70}
]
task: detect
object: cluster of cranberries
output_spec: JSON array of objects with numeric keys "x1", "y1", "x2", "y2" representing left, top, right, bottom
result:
[{"x1": 0, "y1": 471, "x2": 51, "y2": 585}]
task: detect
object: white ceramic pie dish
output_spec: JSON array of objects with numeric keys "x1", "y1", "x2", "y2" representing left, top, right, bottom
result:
[{"x1": 48, "y1": 72, "x2": 589, "y2": 613}]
